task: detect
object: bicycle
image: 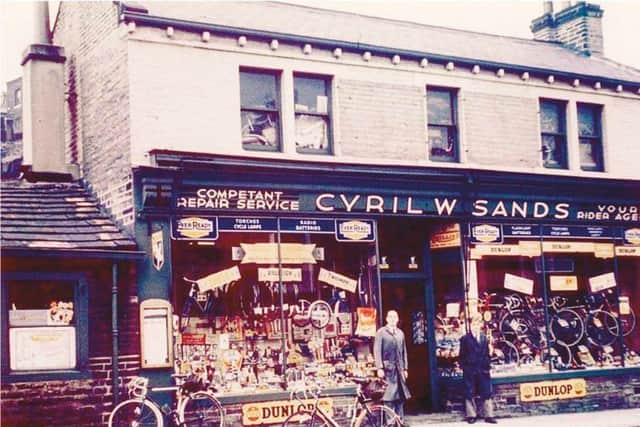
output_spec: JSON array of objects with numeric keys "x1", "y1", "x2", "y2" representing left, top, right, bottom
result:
[
  {"x1": 282, "y1": 379, "x2": 402, "y2": 427},
  {"x1": 108, "y1": 375, "x2": 224, "y2": 427}
]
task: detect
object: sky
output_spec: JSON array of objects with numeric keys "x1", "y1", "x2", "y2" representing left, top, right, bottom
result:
[{"x1": 1, "y1": 0, "x2": 640, "y2": 87}]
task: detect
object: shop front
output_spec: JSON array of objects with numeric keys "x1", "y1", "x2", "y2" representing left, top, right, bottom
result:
[{"x1": 133, "y1": 153, "x2": 640, "y2": 422}]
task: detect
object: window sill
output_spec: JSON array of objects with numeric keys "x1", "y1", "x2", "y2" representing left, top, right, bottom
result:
[{"x1": 2, "y1": 369, "x2": 92, "y2": 383}]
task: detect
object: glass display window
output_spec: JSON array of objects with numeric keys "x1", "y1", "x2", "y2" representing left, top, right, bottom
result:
[
  {"x1": 4, "y1": 278, "x2": 82, "y2": 372},
  {"x1": 615, "y1": 227, "x2": 640, "y2": 367},
  {"x1": 468, "y1": 224, "x2": 546, "y2": 377},
  {"x1": 171, "y1": 216, "x2": 378, "y2": 395},
  {"x1": 541, "y1": 226, "x2": 621, "y2": 372}
]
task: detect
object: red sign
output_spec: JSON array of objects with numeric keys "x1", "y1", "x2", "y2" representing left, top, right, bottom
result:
[{"x1": 181, "y1": 333, "x2": 206, "y2": 345}]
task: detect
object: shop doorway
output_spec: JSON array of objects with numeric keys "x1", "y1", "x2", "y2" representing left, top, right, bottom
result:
[{"x1": 381, "y1": 280, "x2": 430, "y2": 412}]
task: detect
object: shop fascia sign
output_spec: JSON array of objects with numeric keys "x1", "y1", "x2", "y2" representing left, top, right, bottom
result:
[{"x1": 174, "y1": 187, "x2": 639, "y2": 223}]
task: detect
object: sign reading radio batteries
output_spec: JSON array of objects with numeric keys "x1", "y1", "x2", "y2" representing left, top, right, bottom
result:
[{"x1": 171, "y1": 216, "x2": 218, "y2": 240}]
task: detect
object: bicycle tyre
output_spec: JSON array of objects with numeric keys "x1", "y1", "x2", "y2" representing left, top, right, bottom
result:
[
  {"x1": 282, "y1": 409, "x2": 332, "y2": 427},
  {"x1": 291, "y1": 299, "x2": 312, "y2": 327},
  {"x1": 550, "y1": 308, "x2": 584, "y2": 347},
  {"x1": 354, "y1": 404, "x2": 401, "y2": 427},
  {"x1": 108, "y1": 399, "x2": 164, "y2": 427},
  {"x1": 181, "y1": 391, "x2": 224, "y2": 427},
  {"x1": 586, "y1": 309, "x2": 619, "y2": 347}
]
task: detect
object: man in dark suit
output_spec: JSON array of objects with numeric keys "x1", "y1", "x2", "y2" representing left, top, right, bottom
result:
[
  {"x1": 459, "y1": 315, "x2": 497, "y2": 424},
  {"x1": 374, "y1": 310, "x2": 411, "y2": 426}
]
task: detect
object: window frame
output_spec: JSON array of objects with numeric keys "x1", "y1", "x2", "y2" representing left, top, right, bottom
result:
[
  {"x1": 539, "y1": 98, "x2": 568, "y2": 169},
  {"x1": 293, "y1": 72, "x2": 333, "y2": 155},
  {"x1": 1, "y1": 272, "x2": 89, "y2": 382},
  {"x1": 427, "y1": 86, "x2": 459, "y2": 163},
  {"x1": 577, "y1": 102, "x2": 604, "y2": 172},
  {"x1": 239, "y1": 68, "x2": 283, "y2": 153}
]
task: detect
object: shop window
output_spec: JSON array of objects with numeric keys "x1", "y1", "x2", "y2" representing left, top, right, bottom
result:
[
  {"x1": 240, "y1": 70, "x2": 281, "y2": 151},
  {"x1": 577, "y1": 103, "x2": 604, "y2": 172},
  {"x1": 427, "y1": 87, "x2": 459, "y2": 163},
  {"x1": 171, "y1": 217, "x2": 378, "y2": 395},
  {"x1": 616, "y1": 228, "x2": 640, "y2": 367},
  {"x1": 294, "y1": 74, "x2": 332, "y2": 155},
  {"x1": 467, "y1": 224, "x2": 546, "y2": 377},
  {"x1": 2, "y1": 274, "x2": 88, "y2": 377},
  {"x1": 540, "y1": 99, "x2": 568, "y2": 169}
]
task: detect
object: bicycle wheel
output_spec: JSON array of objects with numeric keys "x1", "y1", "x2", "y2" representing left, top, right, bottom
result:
[
  {"x1": 282, "y1": 409, "x2": 331, "y2": 427},
  {"x1": 108, "y1": 399, "x2": 163, "y2": 427},
  {"x1": 550, "y1": 308, "x2": 584, "y2": 347},
  {"x1": 354, "y1": 404, "x2": 401, "y2": 427},
  {"x1": 586, "y1": 309, "x2": 618, "y2": 347},
  {"x1": 181, "y1": 391, "x2": 224, "y2": 427}
]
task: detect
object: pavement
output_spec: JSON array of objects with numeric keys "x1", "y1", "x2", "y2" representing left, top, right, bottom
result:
[{"x1": 404, "y1": 408, "x2": 640, "y2": 427}]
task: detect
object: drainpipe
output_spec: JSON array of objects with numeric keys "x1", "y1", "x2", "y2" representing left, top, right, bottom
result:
[{"x1": 112, "y1": 263, "x2": 120, "y2": 404}]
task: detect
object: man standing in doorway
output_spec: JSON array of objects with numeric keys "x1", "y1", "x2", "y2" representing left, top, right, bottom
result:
[
  {"x1": 374, "y1": 310, "x2": 411, "y2": 426},
  {"x1": 459, "y1": 315, "x2": 497, "y2": 424}
]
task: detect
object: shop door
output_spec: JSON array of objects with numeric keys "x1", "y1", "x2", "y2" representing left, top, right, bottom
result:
[{"x1": 381, "y1": 280, "x2": 430, "y2": 412}]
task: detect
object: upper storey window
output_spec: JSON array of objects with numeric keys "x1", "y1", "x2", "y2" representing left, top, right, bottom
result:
[
  {"x1": 540, "y1": 99, "x2": 568, "y2": 169},
  {"x1": 427, "y1": 87, "x2": 459, "y2": 162},
  {"x1": 294, "y1": 75, "x2": 331, "y2": 155},
  {"x1": 578, "y1": 103, "x2": 604, "y2": 172},
  {"x1": 240, "y1": 70, "x2": 281, "y2": 152}
]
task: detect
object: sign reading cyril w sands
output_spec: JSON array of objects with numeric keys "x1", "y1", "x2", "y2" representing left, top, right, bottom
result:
[{"x1": 175, "y1": 188, "x2": 640, "y2": 223}]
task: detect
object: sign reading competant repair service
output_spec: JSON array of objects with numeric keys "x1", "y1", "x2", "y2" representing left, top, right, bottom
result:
[{"x1": 520, "y1": 379, "x2": 587, "y2": 402}]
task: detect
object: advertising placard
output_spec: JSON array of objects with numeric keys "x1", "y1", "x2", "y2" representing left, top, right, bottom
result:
[
  {"x1": 10, "y1": 326, "x2": 76, "y2": 370},
  {"x1": 588, "y1": 272, "x2": 617, "y2": 293},
  {"x1": 242, "y1": 398, "x2": 333, "y2": 425},
  {"x1": 318, "y1": 268, "x2": 357, "y2": 293},
  {"x1": 504, "y1": 273, "x2": 534, "y2": 295},
  {"x1": 520, "y1": 379, "x2": 586, "y2": 402},
  {"x1": 549, "y1": 276, "x2": 578, "y2": 292}
]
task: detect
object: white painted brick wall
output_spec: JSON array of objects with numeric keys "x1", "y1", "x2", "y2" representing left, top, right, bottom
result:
[{"x1": 57, "y1": 11, "x2": 640, "y2": 186}]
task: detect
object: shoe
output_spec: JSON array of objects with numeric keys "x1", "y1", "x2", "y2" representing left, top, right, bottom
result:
[
  {"x1": 466, "y1": 418, "x2": 476, "y2": 424},
  {"x1": 485, "y1": 417, "x2": 498, "y2": 424}
]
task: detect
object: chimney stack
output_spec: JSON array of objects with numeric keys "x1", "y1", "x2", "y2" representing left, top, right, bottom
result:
[
  {"x1": 531, "y1": 1, "x2": 604, "y2": 57},
  {"x1": 21, "y1": 1, "x2": 71, "y2": 180}
]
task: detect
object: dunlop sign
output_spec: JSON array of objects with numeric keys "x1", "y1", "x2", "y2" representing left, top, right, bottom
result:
[
  {"x1": 520, "y1": 379, "x2": 587, "y2": 402},
  {"x1": 242, "y1": 398, "x2": 333, "y2": 425}
]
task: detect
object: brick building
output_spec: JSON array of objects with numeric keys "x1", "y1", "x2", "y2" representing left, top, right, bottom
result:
[{"x1": 4, "y1": 1, "x2": 640, "y2": 425}]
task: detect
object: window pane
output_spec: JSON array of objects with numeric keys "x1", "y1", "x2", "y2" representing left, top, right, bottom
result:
[
  {"x1": 241, "y1": 111, "x2": 280, "y2": 150},
  {"x1": 540, "y1": 101, "x2": 563, "y2": 133},
  {"x1": 578, "y1": 104, "x2": 599, "y2": 137},
  {"x1": 294, "y1": 77, "x2": 328, "y2": 114},
  {"x1": 240, "y1": 71, "x2": 278, "y2": 110},
  {"x1": 428, "y1": 126, "x2": 456, "y2": 161},
  {"x1": 427, "y1": 89, "x2": 453, "y2": 125},
  {"x1": 295, "y1": 114, "x2": 329, "y2": 153},
  {"x1": 542, "y1": 135, "x2": 566, "y2": 168},
  {"x1": 580, "y1": 139, "x2": 601, "y2": 170}
]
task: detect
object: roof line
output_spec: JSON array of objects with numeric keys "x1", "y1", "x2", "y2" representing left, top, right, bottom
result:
[
  {"x1": 270, "y1": 1, "x2": 556, "y2": 46},
  {"x1": 122, "y1": 10, "x2": 640, "y2": 87},
  {"x1": 2, "y1": 247, "x2": 146, "y2": 260}
]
